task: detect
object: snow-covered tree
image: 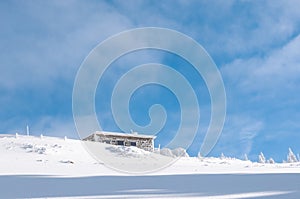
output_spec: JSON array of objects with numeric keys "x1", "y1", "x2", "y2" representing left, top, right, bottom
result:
[
  {"x1": 287, "y1": 148, "x2": 298, "y2": 163},
  {"x1": 268, "y1": 158, "x2": 275, "y2": 164},
  {"x1": 197, "y1": 152, "x2": 202, "y2": 159},
  {"x1": 258, "y1": 152, "x2": 266, "y2": 163},
  {"x1": 297, "y1": 154, "x2": 300, "y2": 162},
  {"x1": 40, "y1": 134, "x2": 44, "y2": 139},
  {"x1": 244, "y1": 154, "x2": 248, "y2": 161},
  {"x1": 160, "y1": 148, "x2": 174, "y2": 157},
  {"x1": 172, "y1": 148, "x2": 189, "y2": 157},
  {"x1": 220, "y1": 153, "x2": 225, "y2": 160},
  {"x1": 26, "y1": 125, "x2": 30, "y2": 136},
  {"x1": 15, "y1": 133, "x2": 19, "y2": 138}
]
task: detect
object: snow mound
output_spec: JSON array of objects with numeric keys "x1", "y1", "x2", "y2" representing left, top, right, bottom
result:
[
  {"x1": 22, "y1": 143, "x2": 47, "y2": 154},
  {"x1": 3, "y1": 138, "x2": 64, "y2": 155},
  {"x1": 160, "y1": 147, "x2": 189, "y2": 157},
  {"x1": 105, "y1": 145, "x2": 150, "y2": 158}
]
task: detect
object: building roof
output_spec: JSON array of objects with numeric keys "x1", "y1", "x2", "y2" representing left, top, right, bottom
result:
[{"x1": 93, "y1": 131, "x2": 156, "y2": 139}]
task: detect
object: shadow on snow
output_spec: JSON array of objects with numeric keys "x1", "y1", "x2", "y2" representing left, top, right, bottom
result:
[{"x1": 0, "y1": 173, "x2": 300, "y2": 198}]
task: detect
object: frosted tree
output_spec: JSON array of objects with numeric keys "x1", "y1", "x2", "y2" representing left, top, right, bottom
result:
[
  {"x1": 220, "y1": 153, "x2": 225, "y2": 160},
  {"x1": 287, "y1": 148, "x2": 298, "y2": 163},
  {"x1": 26, "y1": 125, "x2": 30, "y2": 136},
  {"x1": 268, "y1": 158, "x2": 275, "y2": 164},
  {"x1": 197, "y1": 152, "x2": 202, "y2": 159},
  {"x1": 297, "y1": 154, "x2": 300, "y2": 162},
  {"x1": 258, "y1": 152, "x2": 266, "y2": 163},
  {"x1": 160, "y1": 148, "x2": 174, "y2": 157},
  {"x1": 172, "y1": 148, "x2": 189, "y2": 157},
  {"x1": 244, "y1": 154, "x2": 249, "y2": 161}
]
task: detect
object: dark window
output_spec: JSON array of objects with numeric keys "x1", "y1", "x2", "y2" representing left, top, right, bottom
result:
[
  {"x1": 125, "y1": 141, "x2": 131, "y2": 146},
  {"x1": 130, "y1": 142, "x2": 136, "y2": 146},
  {"x1": 111, "y1": 141, "x2": 116, "y2": 145},
  {"x1": 117, "y1": 140, "x2": 124, "y2": 145}
]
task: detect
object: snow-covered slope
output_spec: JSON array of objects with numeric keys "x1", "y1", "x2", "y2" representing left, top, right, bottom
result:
[
  {"x1": 0, "y1": 134, "x2": 117, "y2": 176},
  {"x1": 1, "y1": 134, "x2": 299, "y2": 175},
  {"x1": 1, "y1": 134, "x2": 300, "y2": 198}
]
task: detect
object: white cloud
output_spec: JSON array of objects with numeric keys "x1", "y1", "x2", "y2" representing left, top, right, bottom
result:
[
  {"x1": 222, "y1": 34, "x2": 300, "y2": 95},
  {"x1": 0, "y1": 1, "x2": 133, "y2": 90}
]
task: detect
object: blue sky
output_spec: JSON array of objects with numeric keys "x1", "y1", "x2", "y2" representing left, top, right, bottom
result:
[{"x1": 1, "y1": 0, "x2": 300, "y2": 161}]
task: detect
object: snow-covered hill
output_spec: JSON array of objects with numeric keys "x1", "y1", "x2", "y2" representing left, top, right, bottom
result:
[{"x1": 1, "y1": 134, "x2": 300, "y2": 198}]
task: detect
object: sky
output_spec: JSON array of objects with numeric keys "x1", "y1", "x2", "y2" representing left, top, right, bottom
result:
[{"x1": 1, "y1": 0, "x2": 300, "y2": 161}]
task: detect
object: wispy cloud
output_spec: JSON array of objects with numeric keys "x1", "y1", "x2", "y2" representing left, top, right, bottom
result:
[{"x1": 214, "y1": 115, "x2": 264, "y2": 158}]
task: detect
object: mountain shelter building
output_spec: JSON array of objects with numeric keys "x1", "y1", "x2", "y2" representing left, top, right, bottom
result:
[{"x1": 83, "y1": 131, "x2": 156, "y2": 152}]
